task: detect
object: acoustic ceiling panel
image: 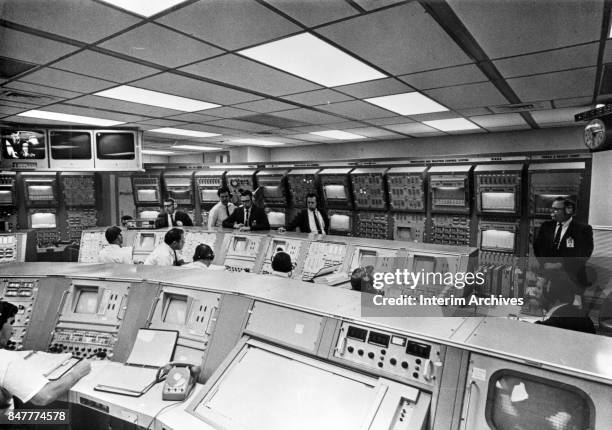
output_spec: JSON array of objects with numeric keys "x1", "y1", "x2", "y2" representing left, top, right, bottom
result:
[
  {"x1": 0, "y1": 27, "x2": 79, "y2": 65},
  {"x1": 18, "y1": 67, "x2": 117, "y2": 93},
  {"x1": 425, "y1": 82, "x2": 508, "y2": 109},
  {"x1": 281, "y1": 89, "x2": 353, "y2": 106},
  {"x1": 386, "y1": 122, "x2": 441, "y2": 134},
  {"x1": 531, "y1": 107, "x2": 591, "y2": 126},
  {"x1": 3, "y1": 81, "x2": 83, "y2": 99},
  {"x1": 469, "y1": 113, "x2": 528, "y2": 128},
  {"x1": 264, "y1": 0, "x2": 360, "y2": 27},
  {"x1": 273, "y1": 108, "x2": 343, "y2": 125},
  {"x1": 52, "y1": 50, "x2": 159, "y2": 82},
  {"x1": 399, "y1": 64, "x2": 488, "y2": 90},
  {"x1": 318, "y1": 100, "x2": 395, "y2": 120},
  {"x1": 334, "y1": 78, "x2": 414, "y2": 99},
  {"x1": 232, "y1": 99, "x2": 298, "y2": 113},
  {"x1": 508, "y1": 67, "x2": 597, "y2": 102},
  {"x1": 316, "y1": 2, "x2": 472, "y2": 75},
  {"x1": 42, "y1": 103, "x2": 147, "y2": 123},
  {"x1": 69, "y1": 95, "x2": 183, "y2": 117}
]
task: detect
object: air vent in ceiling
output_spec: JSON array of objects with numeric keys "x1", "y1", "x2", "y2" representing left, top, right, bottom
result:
[
  {"x1": 489, "y1": 101, "x2": 551, "y2": 113},
  {"x1": 238, "y1": 113, "x2": 310, "y2": 128},
  {"x1": 0, "y1": 57, "x2": 36, "y2": 79},
  {"x1": 600, "y1": 63, "x2": 612, "y2": 95},
  {"x1": 0, "y1": 89, "x2": 60, "y2": 105}
]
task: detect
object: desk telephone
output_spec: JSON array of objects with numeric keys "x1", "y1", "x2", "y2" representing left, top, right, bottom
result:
[{"x1": 156, "y1": 362, "x2": 201, "y2": 401}]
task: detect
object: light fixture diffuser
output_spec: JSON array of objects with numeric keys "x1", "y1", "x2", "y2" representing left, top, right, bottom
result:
[
  {"x1": 94, "y1": 86, "x2": 219, "y2": 112},
  {"x1": 149, "y1": 128, "x2": 220, "y2": 138},
  {"x1": 309, "y1": 130, "x2": 366, "y2": 140},
  {"x1": 18, "y1": 110, "x2": 124, "y2": 126},
  {"x1": 365, "y1": 92, "x2": 448, "y2": 116},
  {"x1": 173, "y1": 145, "x2": 219, "y2": 151},
  {"x1": 239, "y1": 33, "x2": 386, "y2": 87},
  {"x1": 423, "y1": 118, "x2": 480, "y2": 131},
  {"x1": 232, "y1": 138, "x2": 285, "y2": 146},
  {"x1": 99, "y1": 0, "x2": 188, "y2": 17}
]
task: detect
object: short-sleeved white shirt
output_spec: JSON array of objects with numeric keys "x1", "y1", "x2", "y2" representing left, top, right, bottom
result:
[{"x1": 0, "y1": 350, "x2": 48, "y2": 409}]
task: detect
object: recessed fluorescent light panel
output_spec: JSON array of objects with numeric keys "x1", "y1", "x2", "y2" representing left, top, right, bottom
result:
[
  {"x1": 423, "y1": 118, "x2": 480, "y2": 131},
  {"x1": 94, "y1": 86, "x2": 220, "y2": 112},
  {"x1": 18, "y1": 110, "x2": 124, "y2": 126},
  {"x1": 173, "y1": 145, "x2": 219, "y2": 151},
  {"x1": 149, "y1": 128, "x2": 220, "y2": 138},
  {"x1": 239, "y1": 33, "x2": 386, "y2": 87},
  {"x1": 310, "y1": 130, "x2": 366, "y2": 140},
  {"x1": 232, "y1": 138, "x2": 285, "y2": 146},
  {"x1": 142, "y1": 149, "x2": 175, "y2": 155},
  {"x1": 100, "y1": 0, "x2": 188, "y2": 17},
  {"x1": 365, "y1": 92, "x2": 448, "y2": 116}
]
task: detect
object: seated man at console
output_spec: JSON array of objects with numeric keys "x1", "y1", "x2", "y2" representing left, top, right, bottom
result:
[
  {"x1": 182, "y1": 244, "x2": 215, "y2": 269},
  {"x1": 155, "y1": 198, "x2": 193, "y2": 229},
  {"x1": 222, "y1": 190, "x2": 269, "y2": 231},
  {"x1": 144, "y1": 228, "x2": 185, "y2": 266},
  {"x1": 279, "y1": 193, "x2": 328, "y2": 235},
  {"x1": 271, "y1": 251, "x2": 293, "y2": 278},
  {"x1": 0, "y1": 301, "x2": 91, "y2": 413},
  {"x1": 98, "y1": 226, "x2": 133, "y2": 264},
  {"x1": 535, "y1": 281, "x2": 596, "y2": 334}
]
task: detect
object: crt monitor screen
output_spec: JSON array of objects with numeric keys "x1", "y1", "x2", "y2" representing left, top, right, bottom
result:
[
  {"x1": 233, "y1": 237, "x2": 247, "y2": 252},
  {"x1": 432, "y1": 186, "x2": 465, "y2": 206},
  {"x1": 267, "y1": 211, "x2": 285, "y2": 227},
  {"x1": 534, "y1": 194, "x2": 573, "y2": 214},
  {"x1": 0, "y1": 190, "x2": 13, "y2": 204},
  {"x1": 413, "y1": 255, "x2": 436, "y2": 274},
  {"x1": 263, "y1": 185, "x2": 282, "y2": 199},
  {"x1": 168, "y1": 189, "x2": 191, "y2": 201},
  {"x1": 481, "y1": 230, "x2": 515, "y2": 252},
  {"x1": 487, "y1": 371, "x2": 591, "y2": 430},
  {"x1": 96, "y1": 132, "x2": 135, "y2": 159},
  {"x1": 200, "y1": 189, "x2": 218, "y2": 201},
  {"x1": 330, "y1": 214, "x2": 351, "y2": 232},
  {"x1": 30, "y1": 212, "x2": 57, "y2": 229},
  {"x1": 481, "y1": 192, "x2": 515, "y2": 212},
  {"x1": 49, "y1": 131, "x2": 92, "y2": 159},
  {"x1": 27, "y1": 184, "x2": 54, "y2": 201},
  {"x1": 1, "y1": 129, "x2": 46, "y2": 159},
  {"x1": 163, "y1": 295, "x2": 188, "y2": 325},
  {"x1": 74, "y1": 287, "x2": 99, "y2": 314},
  {"x1": 136, "y1": 188, "x2": 158, "y2": 202},
  {"x1": 324, "y1": 184, "x2": 347, "y2": 200}
]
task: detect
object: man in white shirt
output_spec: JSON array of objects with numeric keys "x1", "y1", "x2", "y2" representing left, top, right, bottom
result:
[
  {"x1": 144, "y1": 228, "x2": 185, "y2": 266},
  {"x1": 207, "y1": 187, "x2": 236, "y2": 229},
  {"x1": 98, "y1": 226, "x2": 133, "y2": 264},
  {"x1": 279, "y1": 193, "x2": 329, "y2": 235},
  {"x1": 0, "y1": 301, "x2": 91, "y2": 412}
]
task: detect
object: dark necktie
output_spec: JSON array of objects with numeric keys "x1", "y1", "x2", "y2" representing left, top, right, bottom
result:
[
  {"x1": 225, "y1": 205, "x2": 230, "y2": 218},
  {"x1": 245, "y1": 209, "x2": 250, "y2": 226},
  {"x1": 312, "y1": 210, "x2": 322, "y2": 234},
  {"x1": 173, "y1": 250, "x2": 179, "y2": 266},
  {"x1": 553, "y1": 223, "x2": 563, "y2": 250}
]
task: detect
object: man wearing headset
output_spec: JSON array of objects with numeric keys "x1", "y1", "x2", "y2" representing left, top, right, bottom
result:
[{"x1": 534, "y1": 197, "x2": 593, "y2": 307}]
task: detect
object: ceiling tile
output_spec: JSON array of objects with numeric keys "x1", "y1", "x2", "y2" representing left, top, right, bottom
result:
[
  {"x1": 265, "y1": 0, "x2": 359, "y2": 27},
  {"x1": 531, "y1": 107, "x2": 589, "y2": 126},
  {"x1": 456, "y1": 107, "x2": 491, "y2": 116},
  {"x1": 605, "y1": 42, "x2": 612, "y2": 63},
  {"x1": 408, "y1": 111, "x2": 463, "y2": 122},
  {"x1": 18, "y1": 68, "x2": 116, "y2": 93},
  {"x1": 165, "y1": 113, "x2": 221, "y2": 122},
  {"x1": 326, "y1": 121, "x2": 366, "y2": 129},
  {"x1": 132, "y1": 72, "x2": 261, "y2": 104},
  {"x1": 281, "y1": 89, "x2": 353, "y2": 105},
  {"x1": 335, "y1": 78, "x2": 413, "y2": 99},
  {"x1": 232, "y1": 99, "x2": 297, "y2": 113},
  {"x1": 69, "y1": 95, "x2": 182, "y2": 117},
  {"x1": 3, "y1": 81, "x2": 82, "y2": 99},
  {"x1": 0, "y1": 88, "x2": 64, "y2": 106},
  {"x1": 42, "y1": 103, "x2": 147, "y2": 123},
  {"x1": 99, "y1": 23, "x2": 223, "y2": 68},
  {"x1": 316, "y1": 2, "x2": 472, "y2": 75},
  {"x1": 352, "y1": 0, "x2": 406, "y2": 12},
  {"x1": 135, "y1": 119, "x2": 188, "y2": 127},
  {"x1": 554, "y1": 97, "x2": 593, "y2": 108},
  {"x1": 0, "y1": 105, "x2": 26, "y2": 116},
  {"x1": 469, "y1": 113, "x2": 527, "y2": 128},
  {"x1": 52, "y1": 50, "x2": 158, "y2": 82},
  {"x1": 200, "y1": 106, "x2": 254, "y2": 119},
  {"x1": 447, "y1": 0, "x2": 603, "y2": 58},
  {"x1": 272, "y1": 108, "x2": 342, "y2": 125},
  {"x1": 0, "y1": 27, "x2": 79, "y2": 65},
  {"x1": 156, "y1": 1, "x2": 300, "y2": 50},
  {"x1": 493, "y1": 43, "x2": 600, "y2": 78},
  {"x1": 425, "y1": 82, "x2": 508, "y2": 109},
  {"x1": 399, "y1": 64, "x2": 486, "y2": 90},
  {"x1": 485, "y1": 124, "x2": 532, "y2": 132},
  {"x1": 508, "y1": 67, "x2": 597, "y2": 101},
  {"x1": 0, "y1": 0, "x2": 139, "y2": 43},
  {"x1": 205, "y1": 119, "x2": 275, "y2": 132},
  {"x1": 342, "y1": 127, "x2": 402, "y2": 138},
  {"x1": 366, "y1": 116, "x2": 414, "y2": 126},
  {"x1": 318, "y1": 100, "x2": 395, "y2": 120},
  {"x1": 180, "y1": 54, "x2": 321, "y2": 96},
  {"x1": 286, "y1": 133, "x2": 336, "y2": 143},
  {"x1": 286, "y1": 125, "x2": 333, "y2": 133},
  {"x1": 385, "y1": 123, "x2": 440, "y2": 134}
]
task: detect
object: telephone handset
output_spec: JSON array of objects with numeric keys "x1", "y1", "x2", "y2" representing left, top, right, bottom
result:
[{"x1": 156, "y1": 362, "x2": 201, "y2": 401}]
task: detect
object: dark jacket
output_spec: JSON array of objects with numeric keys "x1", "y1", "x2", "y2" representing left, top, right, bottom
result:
[
  {"x1": 154, "y1": 211, "x2": 193, "y2": 229},
  {"x1": 534, "y1": 219, "x2": 593, "y2": 289},
  {"x1": 222, "y1": 205, "x2": 270, "y2": 231},
  {"x1": 286, "y1": 209, "x2": 329, "y2": 234},
  {"x1": 535, "y1": 304, "x2": 596, "y2": 334}
]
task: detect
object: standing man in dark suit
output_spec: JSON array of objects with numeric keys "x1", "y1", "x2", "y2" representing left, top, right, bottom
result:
[
  {"x1": 279, "y1": 193, "x2": 329, "y2": 234},
  {"x1": 155, "y1": 198, "x2": 193, "y2": 229},
  {"x1": 222, "y1": 190, "x2": 269, "y2": 231},
  {"x1": 534, "y1": 197, "x2": 593, "y2": 307}
]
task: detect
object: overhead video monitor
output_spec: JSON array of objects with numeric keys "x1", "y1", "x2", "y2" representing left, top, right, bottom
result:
[
  {"x1": 162, "y1": 294, "x2": 188, "y2": 325},
  {"x1": 324, "y1": 184, "x2": 347, "y2": 200},
  {"x1": 200, "y1": 189, "x2": 218, "y2": 202},
  {"x1": 95, "y1": 132, "x2": 135, "y2": 160},
  {"x1": 30, "y1": 212, "x2": 57, "y2": 229},
  {"x1": 136, "y1": 188, "x2": 158, "y2": 203},
  {"x1": 267, "y1": 211, "x2": 285, "y2": 228},
  {"x1": 263, "y1": 185, "x2": 283, "y2": 199},
  {"x1": 1, "y1": 128, "x2": 46, "y2": 162},
  {"x1": 329, "y1": 214, "x2": 351, "y2": 232},
  {"x1": 49, "y1": 130, "x2": 92, "y2": 159},
  {"x1": 168, "y1": 189, "x2": 191, "y2": 201},
  {"x1": 481, "y1": 192, "x2": 516, "y2": 212},
  {"x1": 73, "y1": 286, "x2": 99, "y2": 314},
  {"x1": 481, "y1": 229, "x2": 515, "y2": 252}
]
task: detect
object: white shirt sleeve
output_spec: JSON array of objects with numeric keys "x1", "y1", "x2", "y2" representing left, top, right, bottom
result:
[
  {"x1": 207, "y1": 203, "x2": 219, "y2": 229},
  {"x1": 0, "y1": 351, "x2": 48, "y2": 404}
]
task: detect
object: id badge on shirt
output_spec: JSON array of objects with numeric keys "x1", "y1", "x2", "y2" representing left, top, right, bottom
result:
[{"x1": 566, "y1": 237, "x2": 574, "y2": 248}]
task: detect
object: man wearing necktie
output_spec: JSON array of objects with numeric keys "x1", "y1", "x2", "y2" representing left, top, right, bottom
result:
[
  {"x1": 534, "y1": 198, "x2": 593, "y2": 307},
  {"x1": 155, "y1": 198, "x2": 193, "y2": 229},
  {"x1": 144, "y1": 228, "x2": 185, "y2": 266},
  {"x1": 280, "y1": 193, "x2": 329, "y2": 235},
  {"x1": 207, "y1": 187, "x2": 236, "y2": 229},
  {"x1": 222, "y1": 189, "x2": 270, "y2": 231}
]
